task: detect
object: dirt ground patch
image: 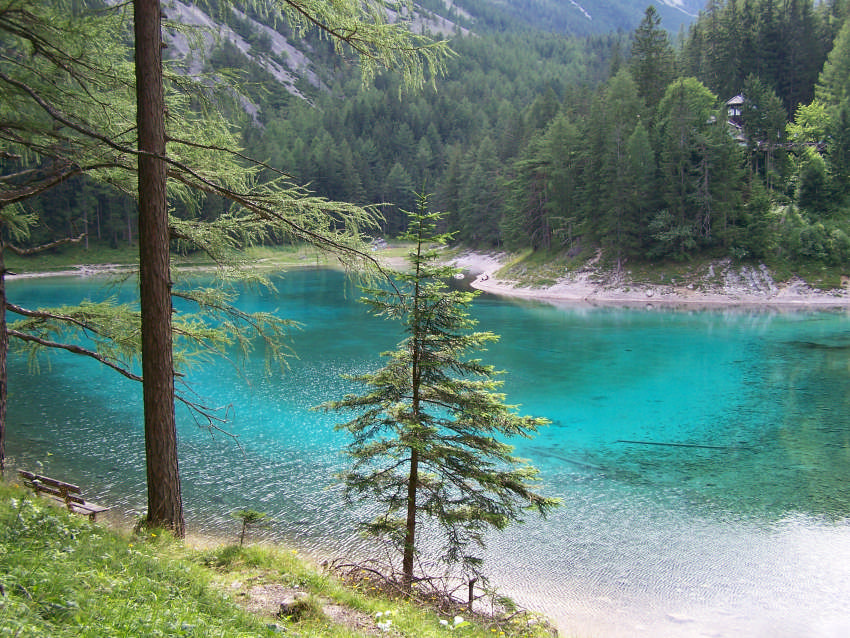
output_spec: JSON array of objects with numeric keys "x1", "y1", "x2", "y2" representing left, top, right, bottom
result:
[{"x1": 240, "y1": 582, "x2": 380, "y2": 635}]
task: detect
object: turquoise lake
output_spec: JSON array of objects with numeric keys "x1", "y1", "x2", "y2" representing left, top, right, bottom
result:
[{"x1": 7, "y1": 268, "x2": 850, "y2": 637}]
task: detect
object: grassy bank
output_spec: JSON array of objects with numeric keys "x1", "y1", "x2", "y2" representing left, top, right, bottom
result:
[
  {"x1": 5, "y1": 243, "x2": 333, "y2": 275},
  {"x1": 7, "y1": 238, "x2": 847, "y2": 292},
  {"x1": 4, "y1": 241, "x2": 415, "y2": 276},
  {"x1": 493, "y1": 246, "x2": 848, "y2": 291},
  {"x1": 0, "y1": 483, "x2": 553, "y2": 638}
]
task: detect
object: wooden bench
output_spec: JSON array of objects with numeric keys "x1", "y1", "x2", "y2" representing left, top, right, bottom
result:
[{"x1": 18, "y1": 470, "x2": 110, "y2": 521}]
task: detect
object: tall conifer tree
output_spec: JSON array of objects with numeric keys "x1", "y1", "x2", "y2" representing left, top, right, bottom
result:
[
  {"x1": 816, "y1": 18, "x2": 850, "y2": 108},
  {"x1": 322, "y1": 194, "x2": 557, "y2": 586},
  {"x1": 596, "y1": 69, "x2": 646, "y2": 268},
  {"x1": 652, "y1": 78, "x2": 720, "y2": 259},
  {"x1": 629, "y1": 6, "x2": 675, "y2": 111},
  {"x1": 134, "y1": 0, "x2": 184, "y2": 534}
]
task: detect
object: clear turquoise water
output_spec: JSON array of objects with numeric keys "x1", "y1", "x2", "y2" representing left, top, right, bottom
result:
[{"x1": 7, "y1": 270, "x2": 850, "y2": 637}]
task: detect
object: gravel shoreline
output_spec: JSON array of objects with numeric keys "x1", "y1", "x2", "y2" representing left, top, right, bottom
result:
[{"x1": 450, "y1": 251, "x2": 850, "y2": 310}]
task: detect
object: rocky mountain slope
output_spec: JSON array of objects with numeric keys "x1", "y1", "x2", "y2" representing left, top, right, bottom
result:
[{"x1": 160, "y1": 0, "x2": 701, "y2": 106}]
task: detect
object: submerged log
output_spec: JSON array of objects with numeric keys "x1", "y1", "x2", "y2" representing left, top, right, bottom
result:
[{"x1": 616, "y1": 439, "x2": 755, "y2": 452}]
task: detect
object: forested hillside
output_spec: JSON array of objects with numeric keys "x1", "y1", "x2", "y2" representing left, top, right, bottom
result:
[{"x1": 15, "y1": 0, "x2": 850, "y2": 270}]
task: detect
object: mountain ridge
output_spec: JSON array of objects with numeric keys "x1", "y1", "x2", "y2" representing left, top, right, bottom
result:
[{"x1": 161, "y1": 0, "x2": 701, "y2": 106}]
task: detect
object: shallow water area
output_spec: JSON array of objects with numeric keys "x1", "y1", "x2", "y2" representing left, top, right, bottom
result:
[
  {"x1": 7, "y1": 269, "x2": 850, "y2": 637},
  {"x1": 488, "y1": 490, "x2": 850, "y2": 637}
]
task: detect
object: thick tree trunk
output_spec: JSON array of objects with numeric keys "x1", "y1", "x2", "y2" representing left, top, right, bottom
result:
[{"x1": 134, "y1": 0, "x2": 184, "y2": 536}]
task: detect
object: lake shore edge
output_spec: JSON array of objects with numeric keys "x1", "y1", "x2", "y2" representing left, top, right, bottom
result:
[
  {"x1": 449, "y1": 250, "x2": 850, "y2": 310},
  {"x1": 8, "y1": 248, "x2": 850, "y2": 310}
]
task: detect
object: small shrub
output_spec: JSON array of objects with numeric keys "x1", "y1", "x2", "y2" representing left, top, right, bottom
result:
[{"x1": 231, "y1": 508, "x2": 270, "y2": 547}]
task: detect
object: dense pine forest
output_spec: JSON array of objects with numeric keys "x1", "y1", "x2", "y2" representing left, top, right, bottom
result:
[{"x1": 20, "y1": 0, "x2": 850, "y2": 269}]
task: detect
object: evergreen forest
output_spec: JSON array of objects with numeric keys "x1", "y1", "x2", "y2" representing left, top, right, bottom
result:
[{"x1": 17, "y1": 0, "x2": 850, "y2": 270}]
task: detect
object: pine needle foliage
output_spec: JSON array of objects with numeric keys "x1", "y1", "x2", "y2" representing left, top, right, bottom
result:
[
  {"x1": 0, "y1": 0, "x2": 453, "y2": 473},
  {"x1": 321, "y1": 193, "x2": 558, "y2": 586},
  {"x1": 204, "y1": 0, "x2": 451, "y2": 93}
]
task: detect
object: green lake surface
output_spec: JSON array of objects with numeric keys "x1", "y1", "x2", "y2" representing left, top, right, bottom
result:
[{"x1": 7, "y1": 269, "x2": 850, "y2": 637}]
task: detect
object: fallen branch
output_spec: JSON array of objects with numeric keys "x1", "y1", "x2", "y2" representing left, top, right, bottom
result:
[{"x1": 326, "y1": 558, "x2": 557, "y2": 635}]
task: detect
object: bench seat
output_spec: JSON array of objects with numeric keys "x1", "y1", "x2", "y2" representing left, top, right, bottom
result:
[{"x1": 18, "y1": 470, "x2": 110, "y2": 521}]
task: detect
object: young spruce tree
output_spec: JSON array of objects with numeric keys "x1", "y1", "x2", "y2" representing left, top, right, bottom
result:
[{"x1": 322, "y1": 194, "x2": 558, "y2": 587}]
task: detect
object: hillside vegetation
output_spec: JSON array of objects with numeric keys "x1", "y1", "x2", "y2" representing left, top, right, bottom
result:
[{"x1": 20, "y1": 0, "x2": 850, "y2": 279}]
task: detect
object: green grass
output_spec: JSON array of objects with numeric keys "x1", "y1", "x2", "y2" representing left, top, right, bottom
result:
[
  {"x1": 766, "y1": 258, "x2": 846, "y2": 290},
  {"x1": 0, "y1": 483, "x2": 275, "y2": 637},
  {"x1": 498, "y1": 248, "x2": 564, "y2": 286},
  {"x1": 4, "y1": 240, "x2": 416, "y2": 277},
  {"x1": 500, "y1": 247, "x2": 848, "y2": 292},
  {"x1": 0, "y1": 483, "x2": 555, "y2": 638},
  {"x1": 5, "y1": 243, "x2": 140, "y2": 273},
  {"x1": 4, "y1": 241, "x2": 344, "y2": 275}
]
